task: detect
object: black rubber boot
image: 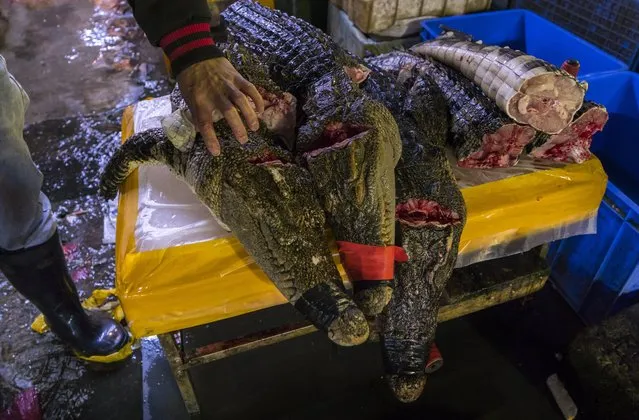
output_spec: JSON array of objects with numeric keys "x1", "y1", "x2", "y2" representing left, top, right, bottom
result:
[{"x1": 0, "y1": 230, "x2": 129, "y2": 357}]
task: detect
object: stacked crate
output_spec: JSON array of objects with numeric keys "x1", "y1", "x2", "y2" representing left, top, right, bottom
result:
[
  {"x1": 331, "y1": 0, "x2": 492, "y2": 34},
  {"x1": 327, "y1": 0, "x2": 492, "y2": 56},
  {"x1": 328, "y1": 3, "x2": 421, "y2": 56}
]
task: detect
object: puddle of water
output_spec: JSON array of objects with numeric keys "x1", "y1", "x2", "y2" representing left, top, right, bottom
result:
[
  {"x1": 0, "y1": 0, "x2": 173, "y2": 416},
  {"x1": 0, "y1": 0, "x2": 170, "y2": 124},
  {"x1": 24, "y1": 112, "x2": 123, "y2": 202},
  {"x1": 0, "y1": 276, "x2": 93, "y2": 418}
]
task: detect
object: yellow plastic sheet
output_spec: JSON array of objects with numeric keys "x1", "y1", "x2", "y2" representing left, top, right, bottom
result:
[
  {"x1": 115, "y1": 99, "x2": 607, "y2": 338},
  {"x1": 455, "y1": 157, "x2": 606, "y2": 266}
]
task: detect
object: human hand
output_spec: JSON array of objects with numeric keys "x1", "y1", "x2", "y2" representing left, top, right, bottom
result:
[{"x1": 176, "y1": 57, "x2": 264, "y2": 155}]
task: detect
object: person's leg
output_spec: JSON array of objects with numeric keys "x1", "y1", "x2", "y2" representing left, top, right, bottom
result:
[
  {"x1": 0, "y1": 55, "x2": 57, "y2": 250},
  {"x1": 0, "y1": 55, "x2": 129, "y2": 358}
]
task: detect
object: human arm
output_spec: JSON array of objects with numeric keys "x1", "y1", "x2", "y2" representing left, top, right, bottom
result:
[{"x1": 127, "y1": 0, "x2": 264, "y2": 155}]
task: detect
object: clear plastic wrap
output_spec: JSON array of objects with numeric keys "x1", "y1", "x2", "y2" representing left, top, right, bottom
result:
[
  {"x1": 129, "y1": 98, "x2": 231, "y2": 251},
  {"x1": 114, "y1": 97, "x2": 607, "y2": 337},
  {"x1": 451, "y1": 150, "x2": 575, "y2": 188}
]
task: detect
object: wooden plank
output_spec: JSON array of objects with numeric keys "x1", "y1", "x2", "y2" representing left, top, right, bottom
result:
[
  {"x1": 179, "y1": 249, "x2": 550, "y2": 361},
  {"x1": 439, "y1": 248, "x2": 549, "y2": 322},
  {"x1": 157, "y1": 333, "x2": 201, "y2": 418}
]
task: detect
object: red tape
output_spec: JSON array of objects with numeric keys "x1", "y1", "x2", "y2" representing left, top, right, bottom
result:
[{"x1": 336, "y1": 241, "x2": 408, "y2": 282}]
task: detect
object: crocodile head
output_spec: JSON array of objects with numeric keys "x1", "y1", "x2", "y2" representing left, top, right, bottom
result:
[
  {"x1": 150, "y1": 83, "x2": 370, "y2": 346},
  {"x1": 219, "y1": 138, "x2": 371, "y2": 345},
  {"x1": 297, "y1": 69, "x2": 402, "y2": 316},
  {"x1": 193, "y1": 122, "x2": 370, "y2": 346},
  {"x1": 382, "y1": 136, "x2": 466, "y2": 402}
]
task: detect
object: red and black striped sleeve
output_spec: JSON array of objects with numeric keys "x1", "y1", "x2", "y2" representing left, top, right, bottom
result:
[
  {"x1": 128, "y1": 0, "x2": 225, "y2": 76},
  {"x1": 159, "y1": 22, "x2": 225, "y2": 76}
]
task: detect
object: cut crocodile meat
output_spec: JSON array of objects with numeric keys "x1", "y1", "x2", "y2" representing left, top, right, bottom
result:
[
  {"x1": 343, "y1": 64, "x2": 372, "y2": 84},
  {"x1": 410, "y1": 39, "x2": 587, "y2": 134},
  {"x1": 225, "y1": 44, "x2": 298, "y2": 147},
  {"x1": 366, "y1": 51, "x2": 535, "y2": 168},
  {"x1": 528, "y1": 101, "x2": 609, "y2": 163},
  {"x1": 459, "y1": 124, "x2": 535, "y2": 168},
  {"x1": 396, "y1": 198, "x2": 462, "y2": 228},
  {"x1": 296, "y1": 69, "x2": 365, "y2": 153},
  {"x1": 257, "y1": 87, "x2": 297, "y2": 146},
  {"x1": 359, "y1": 66, "x2": 466, "y2": 402},
  {"x1": 247, "y1": 150, "x2": 286, "y2": 166},
  {"x1": 303, "y1": 122, "x2": 372, "y2": 159},
  {"x1": 169, "y1": 85, "x2": 296, "y2": 146},
  {"x1": 298, "y1": 68, "x2": 402, "y2": 317},
  {"x1": 99, "y1": 124, "x2": 370, "y2": 347}
]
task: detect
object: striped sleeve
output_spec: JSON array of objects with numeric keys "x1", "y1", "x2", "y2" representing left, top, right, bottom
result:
[{"x1": 159, "y1": 22, "x2": 224, "y2": 76}]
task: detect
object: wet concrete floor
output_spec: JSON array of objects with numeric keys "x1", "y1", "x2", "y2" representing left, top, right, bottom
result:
[
  {"x1": 0, "y1": 1, "x2": 599, "y2": 419},
  {"x1": 0, "y1": 1, "x2": 165, "y2": 418}
]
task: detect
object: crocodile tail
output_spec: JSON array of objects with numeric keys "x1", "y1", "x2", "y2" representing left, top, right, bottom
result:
[
  {"x1": 223, "y1": 0, "x2": 354, "y2": 94},
  {"x1": 99, "y1": 128, "x2": 181, "y2": 200}
]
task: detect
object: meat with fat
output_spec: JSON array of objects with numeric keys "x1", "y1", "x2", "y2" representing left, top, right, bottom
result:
[
  {"x1": 410, "y1": 38, "x2": 587, "y2": 134},
  {"x1": 366, "y1": 51, "x2": 536, "y2": 168},
  {"x1": 528, "y1": 101, "x2": 609, "y2": 163}
]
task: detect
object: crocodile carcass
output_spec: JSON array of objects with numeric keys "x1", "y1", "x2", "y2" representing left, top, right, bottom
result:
[
  {"x1": 411, "y1": 38, "x2": 587, "y2": 135},
  {"x1": 360, "y1": 66, "x2": 466, "y2": 402},
  {"x1": 527, "y1": 101, "x2": 609, "y2": 163},
  {"x1": 223, "y1": 0, "x2": 403, "y2": 317},
  {"x1": 100, "y1": 118, "x2": 372, "y2": 347},
  {"x1": 366, "y1": 51, "x2": 536, "y2": 168},
  {"x1": 100, "y1": 55, "x2": 371, "y2": 347}
]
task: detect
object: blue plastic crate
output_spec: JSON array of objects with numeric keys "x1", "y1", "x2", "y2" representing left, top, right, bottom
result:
[
  {"x1": 513, "y1": 0, "x2": 639, "y2": 71},
  {"x1": 547, "y1": 71, "x2": 639, "y2": 324},
  {"x1": 586, "y1": 72, "x2": 639, "y2": 195},
  {"x1": 419, "y1": 9, "x2": 628, "y2": 77}
]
